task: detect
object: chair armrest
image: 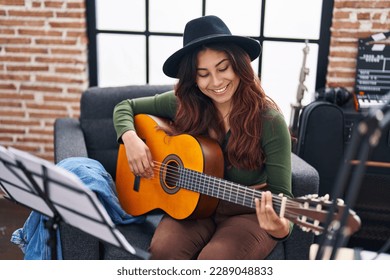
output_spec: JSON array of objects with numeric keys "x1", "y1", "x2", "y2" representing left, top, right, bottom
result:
[
  {"x1": 291, "y1": 153, "x2": 319, "y2": 197},
  {"x1": 54, "y1": 118, "x2": 88, "y2": 164},
  {"x1": 285, "y1": 153, "x2": 319, "y2": 259}
]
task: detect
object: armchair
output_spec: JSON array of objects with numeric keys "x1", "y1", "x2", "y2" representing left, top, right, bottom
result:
[{"x1": 54, "y1": 84, "x2": 319, "y2": 260}]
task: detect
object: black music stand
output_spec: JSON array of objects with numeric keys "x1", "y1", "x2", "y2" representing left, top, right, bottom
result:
[
  {"x1": 0, "y1": 145, "x2": 150, "y2": 260},
  {"x1": 315, "y1": 94, "x2": 390, "y2": 260}
]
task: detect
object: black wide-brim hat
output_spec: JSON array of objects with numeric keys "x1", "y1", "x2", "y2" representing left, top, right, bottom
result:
[{"x1": 163, "y1": 15, "x2": 261, "y2": 78}]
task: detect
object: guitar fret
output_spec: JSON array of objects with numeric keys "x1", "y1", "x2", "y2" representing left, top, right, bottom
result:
[
  {"x1": 241, "y1": 189, "x2": 246, "y2": 207},
  {"x1": 207, "y1": 174, "x2": 212, "y2": 196},
  {"x1": 177, "y1": 166, "x2": 184, "y2": 188},
  {"x1": 227, "y1": 180, "x2": 232, "y2": 203},
  {"x1": 198, "y1": 169, "x2": 204, "y2": 194},
  {"x1": 203, "y1": 170, "x2": 209, "y2": 196},
  {"x1": 178, "y1": 165, "x2": 261, "y2": 209},
  {"x1": 209, "y1": 175, "x2": 214, "y2": 197},
  {"x1": 189, "y1": 168, "x2": 197, "y2": 192},
  {"x1": 211, "y1": 175, "x2": 217, "y2": 197},
  {"x1": 217, "y1": 176, "x2": 224, "y2": 201},
  {"x1": 182, "y1": 167, "x2": 284, "y2": 219},
  {"x1": 179, "y1": 165, "x2": 274, "y2": 210}
]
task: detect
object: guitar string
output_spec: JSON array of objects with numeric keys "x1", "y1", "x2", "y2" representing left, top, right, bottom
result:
[
  {"x1": 136, "y1": 161, "x2": 322, "y2": 231},
  {"x1": 150, "y1": 161, "x2": 301, "y2": 210},
  {"x1": 151, "y1": 160, "x2": 299, "y2": 209},
  {"x1": 152, "y1": 161, "x2": 264, "y2": 208},
  {"x1": 149, "y1": 162, "x2": 323, "y2": 231}
]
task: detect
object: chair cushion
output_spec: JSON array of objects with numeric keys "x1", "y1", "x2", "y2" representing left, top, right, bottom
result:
[{"x1": 79, "y1": 85, "x2": 173, "y2": 179}]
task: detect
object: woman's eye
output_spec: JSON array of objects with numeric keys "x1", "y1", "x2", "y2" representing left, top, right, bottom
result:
[
  {"x1": 198, "y1": 73, "x2": 209, "y2": 78},
  {"x1": 219, "y1": 66, "x2": 228, "y2": 72}
]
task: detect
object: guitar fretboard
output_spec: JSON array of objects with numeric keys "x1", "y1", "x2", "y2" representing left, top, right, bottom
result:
[{"x1": 177, "y1": 166, "x2": 280, "y2": 212}]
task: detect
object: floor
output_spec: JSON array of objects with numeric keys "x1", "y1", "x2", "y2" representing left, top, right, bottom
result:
[
  {"x1": 0, "y1": 191, "x2": 388, "y2": 260},
  {"x1": 0, "y1": 193, "x2": 30, "y2": 260}
]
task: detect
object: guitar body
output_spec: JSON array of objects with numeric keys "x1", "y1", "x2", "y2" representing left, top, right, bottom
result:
[{"x1": 116, "y1": 114, "x2": 223, "y2": 220}]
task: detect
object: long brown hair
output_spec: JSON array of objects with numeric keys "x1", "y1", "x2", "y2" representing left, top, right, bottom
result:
[{"x1": 173, "y1": 42, "x2": 280, "y2": 170}]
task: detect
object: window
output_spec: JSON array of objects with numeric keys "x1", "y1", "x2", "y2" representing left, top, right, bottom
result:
[{"x1": 86, "y1": 0, "x2": 334, "y2": 120}]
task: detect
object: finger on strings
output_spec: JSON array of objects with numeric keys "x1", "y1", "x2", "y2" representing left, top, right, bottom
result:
[
  {"x1": 263, "y1": 191, "x2": 276, "y2": 218},
  {"x1": 264, "y1": 192, "x2": 280, "y2": 221},
  {"x1": 133, "y1": 160, "x2": 146, "y2": 176},
  {"x1": 142, "y1": 159, "x2": 154, "y2": 177},
  {"x1": 255, "y1": 198, "x2": 261, "y2": 216},
  {"x1": 265, "y1": 191, "x2": 273, "y2": 210},
  {"x1": 129, "y1": 160, "x2": 139, "y2": 175},
  {"x1": 146, "y1": 149, "x2": 154, "y2": 168},
  {"x1": 151, "y1": 162, "x2": 181, "y2": 182},
  {"x1": 260, "y1": 191, "x2": 266, "y2": 214}
]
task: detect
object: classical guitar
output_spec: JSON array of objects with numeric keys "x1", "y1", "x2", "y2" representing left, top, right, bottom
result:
[{"x1": 116, "y1": 114, "x2": 361, "y2": 235}]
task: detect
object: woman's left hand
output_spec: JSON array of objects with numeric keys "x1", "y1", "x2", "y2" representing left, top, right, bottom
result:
[{"x1": 255, "y1": 191, "x2": 290, "y2": 239}]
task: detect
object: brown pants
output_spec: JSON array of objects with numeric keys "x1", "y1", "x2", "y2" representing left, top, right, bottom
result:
[{"x1": 149, "y1": 201, "x2": 277, "y2": 260}]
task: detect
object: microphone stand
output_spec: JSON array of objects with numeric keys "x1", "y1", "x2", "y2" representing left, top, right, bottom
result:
[{"x1": 315, "y1": 94, "x2": 390, "y2": 260}]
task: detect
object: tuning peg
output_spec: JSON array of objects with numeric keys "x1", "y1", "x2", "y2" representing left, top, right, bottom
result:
[
  {"x1": 336, "y1": 198, "x2": 345, "y2": 205},
  {"x1": 322, "y1": 194, "x2": 330, "y2": 201},
  {"x1": 303, "y1": 194, "x2": 318, "y2": 200}
]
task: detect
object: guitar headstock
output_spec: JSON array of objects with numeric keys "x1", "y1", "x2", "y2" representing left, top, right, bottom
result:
[{"x1": 285, "y1": 194, "x2": 361, "y2": 236}]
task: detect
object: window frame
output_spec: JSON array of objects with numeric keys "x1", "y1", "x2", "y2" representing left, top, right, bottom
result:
[{"x1": 85, "y1": 0, "x2": 334, "y2": 89}]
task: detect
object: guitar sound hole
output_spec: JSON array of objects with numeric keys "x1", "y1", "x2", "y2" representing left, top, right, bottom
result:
[
  {"x1": 160, "y1": 154, "x2": 183, "y2": 194},
  {"x1": 165, "y1": 161, "x2": 179, "y2": 187}
]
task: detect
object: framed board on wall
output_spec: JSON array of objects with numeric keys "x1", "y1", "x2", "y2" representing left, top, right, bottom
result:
[{"x1": 354, "y1": 31, "x2": 390, "y2": 111}]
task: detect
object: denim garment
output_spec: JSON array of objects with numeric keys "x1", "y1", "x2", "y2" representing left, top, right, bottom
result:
[
  {"x1": 10, "y1": 211, "x2": 62, "y2": 260},
  {"x1": 11, "y1": 157, "x2": 145, "y2": 260},
  {"x1": 56, "y1": 157, "x2": 145, "y2": 225}
]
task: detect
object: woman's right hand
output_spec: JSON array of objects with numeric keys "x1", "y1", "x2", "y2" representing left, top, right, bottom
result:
[{"x1": 121, "y1": 130, "x2": 154, "y2": 178}]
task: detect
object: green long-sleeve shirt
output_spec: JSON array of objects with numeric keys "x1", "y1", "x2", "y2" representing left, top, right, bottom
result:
[{"x1": 113, "y1": 90, "x2": 292, "y2": 199}]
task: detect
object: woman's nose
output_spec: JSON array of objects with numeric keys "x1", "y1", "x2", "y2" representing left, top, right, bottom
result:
[{"x1": 211, "y1": 73, "x2": 223, "y2": 87}]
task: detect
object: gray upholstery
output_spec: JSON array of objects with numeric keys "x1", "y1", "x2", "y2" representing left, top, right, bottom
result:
[{"x1": 54, "y1": 84, "x2": 319, "y2": 260}]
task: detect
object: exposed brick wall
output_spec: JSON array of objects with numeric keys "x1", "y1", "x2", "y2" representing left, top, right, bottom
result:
[
  {"x1": 0, "y1": 0, "x2": 88, "y2": 162},
  {"x1": 327, "y1": 0, "x2": 390, "y2": 90},
  {"x1": 0, "y1": 0, "x2": 389, "y2": 162}
]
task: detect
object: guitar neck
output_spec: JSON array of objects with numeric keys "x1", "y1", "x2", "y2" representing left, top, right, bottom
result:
[{"x1": 177, "y1": 167, "x2": 281, "y2": 213}]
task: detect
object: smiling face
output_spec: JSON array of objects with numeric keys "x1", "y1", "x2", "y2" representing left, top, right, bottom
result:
[{"x1": 195, "y1": 48, "x2": 240, "y2": 113}]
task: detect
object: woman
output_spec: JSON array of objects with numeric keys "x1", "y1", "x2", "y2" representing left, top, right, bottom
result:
[{"x1": 113, "y1": 15, "x2": 293, "y2": 260}]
